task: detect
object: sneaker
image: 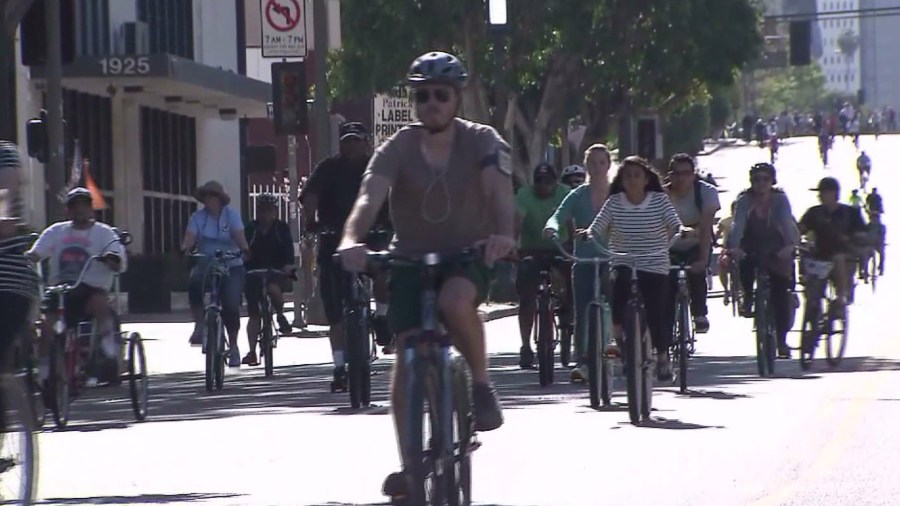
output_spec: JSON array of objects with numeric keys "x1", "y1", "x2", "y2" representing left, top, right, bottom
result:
[
  {"x1": 723, "y1": 291, "x2": 731, "y2": 305},
  {"x1": 331, "y1": 366, "x2": 347, "y2": 392},
  {"x1": 382, "y1": 471, "x2": 409, "y2": 500},
  {"x1": 228, "y1": 347, "x2": 241, "y2": 368},
  {"x1": 518, "y1": 346, "x2": 535, "y2": 369},
  {"x1": 372, "y1": 315, "x2": 393, "y2": 347},
  {"x1": 777, "y1": 343, "x2": 791, "y2": 359},
  {"x1": 694, "y1": 315, "x2": 710, "y2": 334},
  {"x1": 570, "y1": 364, "x2": 587, "y2": 383},
  {"x1": 656, "y1": 354, "x2": 674, "y2": 382},
  {"x1": 277, "y1": 315, "x2": 292, "y2": 335},
  {"x1": 242, "y1": 352, "x2": 259, "y2": 366},
  {"x1": 472, "y1": 382, "x2": 504, "y2": 432},
  {"x1": 603, "y1": 340, "x2": 620, "y2": 358},
  {"x1": 740, "y1": 300, "x2": 754, "y2": 318},
  {"x1": 189, "y1": 327, "x2": 203, "y2": 346}
]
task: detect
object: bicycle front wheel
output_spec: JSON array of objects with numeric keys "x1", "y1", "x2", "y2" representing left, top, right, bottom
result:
[
  {"x1": 623, "y1": 305, "x2": 642, "y2": 425},
  {"x1": 345, "y1": 306, "x2": 370, "y2": 409},
  {"x1": 262, "y1": 308, "x2": 275, "y2": 378},
  {"x1": 825, "y1": 304, "x2": 848, "y2": 368},
  {"x1": 535, "y1": 293, "x2": 555, "y2": 387},
  {"x1": 586, "y1": 303, "x2": 605, "y2": 408},
  {"x1": 47, "y1": 336, "x2": 70, "y2": 429},
  {"x1": 448, "y1": 355, "x2": 473, "y2": 506},
  {"x1": 204, "y1": 311, "x2": 222, "y2": 391},
  {"x1": 0, "y1": 375, "x2": 37, "y2": 505},
  {"x1": 754, "y1": 297, "x2": 775, "y2": 378},
  {"x1": 675, "y1": 298, "x2": 691, "y2": 394}
]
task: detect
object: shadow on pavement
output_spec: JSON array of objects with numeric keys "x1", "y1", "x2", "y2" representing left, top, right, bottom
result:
[
  {"x1": 38, "y1": 492, "x2": 245, "y2": 504},
  {"x1": 636, "y1": 416, "x2": 724, "y2": 430},
  {"x1": 42, "y1": 348, "x2": 900, "y2": 433}
]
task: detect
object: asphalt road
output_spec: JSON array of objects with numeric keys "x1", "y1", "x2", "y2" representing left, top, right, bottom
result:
[{"x1": 24, "y1": 135, "x2": 900, "y2": 505}]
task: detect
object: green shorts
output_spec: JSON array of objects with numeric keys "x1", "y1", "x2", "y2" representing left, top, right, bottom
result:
[{"x1": 388, "y1": 260, "x2": 493, "y2": 333}]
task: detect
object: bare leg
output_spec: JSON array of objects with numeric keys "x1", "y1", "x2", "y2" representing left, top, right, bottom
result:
[{"x1": 438, "y1": 277, "x2": 488, "y2": 384}]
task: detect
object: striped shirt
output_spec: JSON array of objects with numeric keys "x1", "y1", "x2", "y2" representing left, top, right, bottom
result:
[
  {"x1": 0, "y1": 162, "x2": 40, "y2": 299},
  {"x1": 589, "y1": 191, "x2": 682, "y2": 275}
]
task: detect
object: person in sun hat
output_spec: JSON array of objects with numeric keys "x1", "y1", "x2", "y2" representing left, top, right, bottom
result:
[{"x1": 180, "y1": 180, "x2": 251, "y2": 368}]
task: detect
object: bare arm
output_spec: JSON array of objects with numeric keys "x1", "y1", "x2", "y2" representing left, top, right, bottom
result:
[
  {"x1": 483, "y1": 166, "x2": 515, "y2": 239},
  {"x1": 697, "y1": 207, "x2": 717, "y2": 262},
  {"x1": 340, "y1": 173, "x2": 392, "y2": 246},
  {"x1": 181, "y1": 230, "x2": 197, "y2": 252}
]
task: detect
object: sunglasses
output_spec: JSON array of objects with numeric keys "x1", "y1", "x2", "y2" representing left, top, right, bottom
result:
[
  {"x1": 534, "y1": 176, "x2": 556, "y2": 185},
  {"x1": 752, "y1": 176, "x2": 772, "y2": 183},
  {"x1": 414, "y1": 88, "x2": 451, "y2": 104}
]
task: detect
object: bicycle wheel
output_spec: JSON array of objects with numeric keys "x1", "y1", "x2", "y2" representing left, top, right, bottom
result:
[
  {"x1": 262, "y1": 307, "x2": 275, "y2": 378},
  {"x1": 406, "y1": 360, "x2": 428, "y2": 506},
  {"x1": 47, "y1": 336, "x2": 70, "y2": 429},
  {"x1": 754, "y1": 297, "x2": 771, "y2": 378},
  {"x1": 623, "y1": 304, "x2": 642, "y2": 425},
  {"x1": 586, "y1": 303, "x2": 604, "y2": 408},
  {"x1": 345, "y1": 301, "x2": 371, "y2": 409},
  {"x1": 0, "y1": 375, "x2": 37, "y2": 505},
  {"x1": 204, "y1": 311, "x2": 219, "y2": 392},
  {"x1": 639, "y1": 317, "x2": 654, "y2": 420},
  {"x1": 448, "y1": 355, "x2": 473, "y2": 506},
  {"x1": 825, "y1": 303, "x2": 848, "y2": 368},
  {"x1": 535, "y1": 292, "x2": 555, "y2": 387},
  {"x1": 559, "y1": 323, "x2": 572, "y2": 369},
  {"x1": 127, "y1": 332, "x2": 149, "y2": 421},
  {"x1": 676, "y1": 298, "x2": 691, "y2": 394},
  {"x1": 870, "y1": 255, "x2": 878, "y2": 292},
  {"x1": 764, "y1": 306, "x2": 777, "y2": 376}
]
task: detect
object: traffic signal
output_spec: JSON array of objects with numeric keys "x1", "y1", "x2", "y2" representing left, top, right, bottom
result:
[
  {"x1": 789, "y1": 21, "x2": 812, "y2": 66},
  {"x1": 20, "y1": 0, "x2": 76, "y2": 66},
  {"x1": 271, "y1": 62, "x2": 309, "y2": 136},
  {"x1": 25, "y1": 110, "x2": 66, "y2": 163}
]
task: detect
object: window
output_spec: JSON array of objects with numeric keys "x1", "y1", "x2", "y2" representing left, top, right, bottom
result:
[
  {"x1": 137, "y1": 0, "x2": 194, "y2": 59},
  {"x1": 62, "y1": 89, "x2": 114, "y2": 225}
]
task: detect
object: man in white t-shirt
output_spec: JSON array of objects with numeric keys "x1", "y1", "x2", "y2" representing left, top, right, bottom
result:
[
  {"x1": 27, "y1": 187, "x2": 127, "y2": 381},
  {"x1": 665, "y1": 153, "x2": 721, "y2": 333}
]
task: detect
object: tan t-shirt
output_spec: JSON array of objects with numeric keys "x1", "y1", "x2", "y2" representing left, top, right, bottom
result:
[{"x1": 365, "y1": 118, "x2": 511, "y2": 256}]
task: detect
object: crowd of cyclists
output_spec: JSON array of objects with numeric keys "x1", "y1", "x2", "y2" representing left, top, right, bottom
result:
[{"x1": 0, "y1": 49, "x2": 892, "y2": 503}]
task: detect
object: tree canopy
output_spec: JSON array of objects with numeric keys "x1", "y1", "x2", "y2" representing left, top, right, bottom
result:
[{"x1": 329, "y1": 0, "x2": 762, "y2": 179}]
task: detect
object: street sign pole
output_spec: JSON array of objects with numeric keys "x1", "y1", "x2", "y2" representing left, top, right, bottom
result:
[
  {"x1": 286, "y1": 133, "x2": 305, "y2": 328},
  {"x1": 44, "y1": 0, "x2": 65, "y2": 220}
]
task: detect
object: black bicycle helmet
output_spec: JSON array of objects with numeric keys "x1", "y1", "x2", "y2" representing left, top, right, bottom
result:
[
  {"x1": 0, "y1": 141, "x2": 21, "y2": 169},
  {"x1": 257, "y1": 193, "x2": 279, "y2": 208},
  {"x1": 65, "y1": 187, "x2": 93, "y2": 206},
  {"x1": 406, "y1": 51, "x2": 468, "y2": 89},
  {"x1": 749, "y1": 162, "x2": 777, "y2": 184}
]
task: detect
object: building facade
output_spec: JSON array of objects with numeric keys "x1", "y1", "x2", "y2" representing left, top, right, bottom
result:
[
  {"x1": 859, "y1": 0, "x2": 900, "y2": 109},
  {"x1": 817, "y1": 0, "x2": 862, "y2": 94},
  {"x1": 11, "y1": 0, "x2": 271, "y2": 256}
]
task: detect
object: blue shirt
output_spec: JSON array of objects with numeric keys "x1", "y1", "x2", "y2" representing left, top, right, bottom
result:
[{"x1": 187, "y1": 206, "x2": 244, "y2": 267}]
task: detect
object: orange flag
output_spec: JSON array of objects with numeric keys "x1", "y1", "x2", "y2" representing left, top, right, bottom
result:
[{"x1": 82, "y1": 159, "x2": 107, "y2": 210}]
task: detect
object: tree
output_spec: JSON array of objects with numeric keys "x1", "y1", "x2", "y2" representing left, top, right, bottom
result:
[
  {"x1": 329, "y1": 0, "x2": 761, "y2": 180},
  {"x1": 754, "y1": 64, "x2": 836, "y2": 117}
]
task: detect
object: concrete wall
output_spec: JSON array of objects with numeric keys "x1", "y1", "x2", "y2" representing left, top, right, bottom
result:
[
  {"x1": 193, "y1": 0, "x2": 242, "y2": 211},
  {"x1": 860, "y1": 0, "x2": 900, "y2": 109},
  {"x1": 817, "y1": 0, "x2": 861, "y2": 94}
]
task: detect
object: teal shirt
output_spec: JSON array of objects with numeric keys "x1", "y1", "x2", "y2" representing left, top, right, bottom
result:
[{"x1": 545, "y1": 184, "x2": 609, "y2": 260}]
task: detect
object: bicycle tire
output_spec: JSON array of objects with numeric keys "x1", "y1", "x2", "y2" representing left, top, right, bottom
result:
[
  {"x1": 754, "y1": 296, "x2": 769, "y2": 378},
  {"x1": 406, "y1": 360, "x2": 428, "y2": 506},
  {"x1": 262, "y1": 308, "x2": 275, "y2": 378},
  {"x1": 623, "y1": 303, "x2": 642, "y2": 425},
  {"x1": 536, "y1": 292, "x2": 555, "y2": 387},
  {"x1": 559, "y1": 323, "x2": 572, "y2": 369},
  {"x1": 204, "y1": 312, "x2": 218, "y2": 392},
  {"x1": 0, "y1": 374, "x2": 37, "y2": 505},
  {"x1": 586, "y1": 303, "x2": 603, "y2": 408},
  {"x1": 448, "y1": 355, "x2": 473, "y2": 506},
  {"x1": 676, "y1": 298, "x2": 690, "y2": 394},
  {"x1": 345, "y1": 301, "x2": 370, "y2": 409},
  {"x1": 765, "y1": 304, "x2": 777, "y2": 376},
  {"x1": 128, "y1": 332, "x2": 149, "y2": 421},
  {"x1": 48, "y1": 336, "x2": 69, "y2": 429},
  {"x1": 640, "y1": 316, "x2": 654, "y2": 420},
  {"x1": 825, "y1": 305, "x2": 848, "y2": 368},
  {"x1": 870, "y1": 255, "x2": 878, "y2": 293},
  {"x1": 798, "y1": 294, "x2": 821, "y2": 371}
]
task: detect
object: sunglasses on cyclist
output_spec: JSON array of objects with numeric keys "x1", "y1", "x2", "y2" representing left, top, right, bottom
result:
[
  {"x1": 414, "y1": 88, "x2": 452, "y2": 104},
  {"x1": 752, "y1": 176, "x2": 772, "y2": 183}
]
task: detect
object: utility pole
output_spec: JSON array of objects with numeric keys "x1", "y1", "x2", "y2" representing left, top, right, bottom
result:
[
  {"x1": 44, "y1": 0, "x2": 66, "y2": 220},
  {"x1": 313, "y1": 0, "x2": 330, "y2": 160}
]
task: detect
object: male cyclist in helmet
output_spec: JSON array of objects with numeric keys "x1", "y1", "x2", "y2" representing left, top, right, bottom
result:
[
  {"x1": 560, "y1": 164, "x2": 586, "y2": 189},
  {"x1": 27, "y1": 187, "x2": 128, "y2": 383},
  {"x1": 336, "y1": 51, "x2": 514, "y2": 499},
  {"x1": 727, "y1": 163, "x2": 799, "y2": 358},
  {"x1": 241, "y1": 193, "x2": 296, "y2": 366}
]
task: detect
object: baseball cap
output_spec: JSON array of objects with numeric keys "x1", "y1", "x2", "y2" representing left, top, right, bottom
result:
[
  {"x1": 533, "y1": 163, "x2": 557, "y2": 182},
  {"x1": 811, "y1": 177, "x2": 840, "y2": 192},
  {"x1": 339, "y1": 122, "x2": 367, "y2": 140}
]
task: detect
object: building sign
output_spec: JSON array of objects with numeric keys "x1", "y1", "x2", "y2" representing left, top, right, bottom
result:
[
  {"x1": 373, "y1": 88, "x2": 417, "y2": 146},
  {"x1": 260, "y1": 0, "x2": 307, "y2": 58}
]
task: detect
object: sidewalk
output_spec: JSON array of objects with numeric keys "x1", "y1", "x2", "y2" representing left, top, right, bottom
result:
[{"x1": 697, "y1": 138, "x2": 739, "y2": 156}]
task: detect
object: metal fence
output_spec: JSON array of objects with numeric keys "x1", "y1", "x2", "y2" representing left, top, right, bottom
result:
[{"x1": 248, "y1": 184, "x2": 292, "y2": 222}]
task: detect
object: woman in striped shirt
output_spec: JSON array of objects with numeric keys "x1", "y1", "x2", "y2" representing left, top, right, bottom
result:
[
  {"x1": 589, "y1": 156, "x2": 683, "y2": 381},
  {"x1": 0, "y1": 141, "x2": 40, "y2": 434}
]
